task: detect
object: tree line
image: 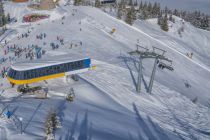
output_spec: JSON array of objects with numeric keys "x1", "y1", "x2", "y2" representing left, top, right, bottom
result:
[
  {"x1": 116, "y1": 0, "x2": 210, "y2": 31},
  {"x1": 0, "y1": 1, "x2": 11, "y2": 28},
  {"x1": 73, "y1": 0, "x2": 210, "y2": 32}
]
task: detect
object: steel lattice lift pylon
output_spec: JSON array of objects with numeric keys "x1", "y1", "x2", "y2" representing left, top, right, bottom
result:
[{"x1": 128, "y1": 44, "x2": 174, "y2": 94}]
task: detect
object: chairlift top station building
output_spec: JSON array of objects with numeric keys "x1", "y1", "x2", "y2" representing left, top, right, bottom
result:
[
  {"x1": 30, "y1": 0, "x2": 56, "y2": 10},
  {"x1": 99, "y1": 0, "x2": 116, "y2": 4},
  {"x1": 7, "y1": 55, "x2": 92, "y2": 85}
]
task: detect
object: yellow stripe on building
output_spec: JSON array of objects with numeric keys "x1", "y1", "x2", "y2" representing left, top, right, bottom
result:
[
  {"x1": 7, "y1": 73, "x2": 65, "y2": 85},
  {"x1": 91, "y1": 65, "x2": 97, "y2": 70}
]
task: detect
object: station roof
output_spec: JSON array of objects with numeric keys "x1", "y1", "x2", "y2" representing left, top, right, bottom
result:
[{"x1": 11, "y1": 54, "x2": 90, "y2": 71}]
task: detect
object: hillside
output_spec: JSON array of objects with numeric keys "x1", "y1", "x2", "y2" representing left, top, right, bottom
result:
[{"x1": 0, "y1": 1, "x2": 210, "y2": 140}]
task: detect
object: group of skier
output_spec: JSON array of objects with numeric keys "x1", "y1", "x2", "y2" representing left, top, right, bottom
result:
[{"x1": 36, "y1": 33, "x2": 47, "y2": 40}]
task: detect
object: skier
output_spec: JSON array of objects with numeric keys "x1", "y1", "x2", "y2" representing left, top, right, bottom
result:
[{"x1": 190, "y1": 52, "x2": 193, "y2": 59}]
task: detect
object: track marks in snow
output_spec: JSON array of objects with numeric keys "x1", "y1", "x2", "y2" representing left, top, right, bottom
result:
[
  {"x1": 0, "y1": 126, "x2": 7, "y2": 140},
  {"x1": 82, "y1": 16, "x2": 130, "y2": 45},
  {"x1": 96, "y1": 10, "x2": 210, "y2": 73},
  {"x1": 153, "y1": 84, "x2": 210, "y2": 139},
  {"x1": 80, "y1": 60, "x2": 210, "y2": 140},
  {"x1": 79, "y1": 6, "x2": 210, "y2": 72}
]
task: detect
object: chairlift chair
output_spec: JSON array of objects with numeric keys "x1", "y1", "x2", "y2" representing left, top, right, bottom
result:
[{"x1": 157, "y1": 60, "x2": 174, "y2": 71}]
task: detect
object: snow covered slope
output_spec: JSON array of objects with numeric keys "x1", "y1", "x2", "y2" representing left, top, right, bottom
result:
[
  {"x1": 0, "y1": 1, "x2": 210, "y2": 140},
  {"x1": 136, "y1": 17, "x2": 210, "y2": 68}
]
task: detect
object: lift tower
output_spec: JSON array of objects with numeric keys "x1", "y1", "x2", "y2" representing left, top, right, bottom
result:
[{"x1": 128, "y1": 45, "x2": 174, "y2": 94}]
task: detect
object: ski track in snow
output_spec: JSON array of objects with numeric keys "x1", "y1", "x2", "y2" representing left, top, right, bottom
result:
[
  {"x1": 99, "y1": 11, "x2": 210, "y2": 73},
  {"x1": 80, "y1": 60, "x2": 210, "y2": 140},
  {"x1": 0, "y1": 126, "x2": 7, "y2": 140},
  {"x1": 77, "y1": 7, "x2": 210, "y2": 73}
]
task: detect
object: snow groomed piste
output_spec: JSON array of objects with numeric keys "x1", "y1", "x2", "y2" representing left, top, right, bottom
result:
[{"x1": 0, "y1": 0, "x2": 210, "y2": 140}]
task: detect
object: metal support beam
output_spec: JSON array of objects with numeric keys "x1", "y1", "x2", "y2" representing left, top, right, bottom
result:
[
  {"x1": 148, "y1": 57, "x2": 158, "y2": 94},
  {"x1": 136, "y1": 57, "x2": 142, "y2": 93},
  {"x1": 128, "y1": 46, "x2": 173, "y2": 94}
]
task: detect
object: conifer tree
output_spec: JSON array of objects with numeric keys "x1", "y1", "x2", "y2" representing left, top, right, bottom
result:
[
  {"x1": 152, "y1": 2, "x2": 157, "y2": 16},
  {"x1": 95, "y1": 0, "x2": 101, "y2": 7},
  {"x1": 117, "y1": 8, "x2": 122, "y2": 19},
  {"x1": 169, "y1": 14, "x2": 173, "y2": 21},
  {"x1": 121, "y1": 0, "x2": 126, "y2": 9},
  {"x1": 7, "y1": 13, "x2": 10, "y2": 23},
  {"x1": 147, "y1": 2, "x2": 152, "y2": 14},
  {"x1": 125, "y1": 9, "x2": 133, "y2": 25},
  {"x1": 0, "y1": 17, "x2": 3, "y2": 27},
  {"x1": 0, "y1": 1, "x2": 6, "y2": 27},
  {"x1": 139, "y1": 1, "x2": 143, "y2": 11},
  {"x1": 142, "y1": 10, "x2": 148, "y2": 20},
  {"x1": 164, "y1": 6, "x2": 168, "y2": 14},
  {"x1": 173, "y1": 9, "x2": 179, "y2": 16},
  {"x1": 74, "y1": 0, "x2": 78, "y2": 6},
  {"x1": 131, "y1": 5, "x2": 136, "y2": 20},
  {"x1": 133, "y1": 0, "x2": 137, "y2": 6},
  {"x1": 128, "y1": 0, "x2": 132, "y2": 6},
  {"x1": 45, "y1": 110, "x2": 61, "y2": 140},
  {"x1": 118, "y1": 0, "x2": 123, "y2": 10},
  {"x1": 157, "y1": 13, "x2": 162, "y2": 25},
  {"x1": 2, "y1": 14, "x2": 6, "y2": 25},
  {"x1": 143, "y1": 1, "x2": 147, "y2": 11},
  {"x1": 157, "y1": 3, "x2": 161, "y2": 15},
  {"x1": 161, "y1": 14, "x2": 169, "y2": 31}
]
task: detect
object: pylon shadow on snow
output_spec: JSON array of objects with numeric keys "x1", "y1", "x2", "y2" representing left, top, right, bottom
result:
[
  {"x1": 65, "y1": 111, "x2": 93, "y2": 140},
  {"x1": 10, "y1": 106, "x2": 19, "y2": 116},
  {"x1": 56, "y1": 99, "x2": 67, "y2": 123},
  {"x1": 78, "y1": 112, "x2": 89, "y2": 140},
  {"x1": 23, "y1": 102, "x2": 42, "y2": 132},
  {"x1": 132, "y1": 103, "x2": 158, "y2": 140},
  {"x1": 87, "y1": 122, "x2": 93, "y2": 140},
  {"x1": 147, "y1": 116, "x2": 169, "y2": 140},
  {"x1": 133, "y1": 103, "x2": 185, "y2": 140},
  {"x1": 167, "y1": 107, "x2": 200, "y2": 140},
  {"x1": 122, "y1": 56, "x2": 137, "y2": 90},
  {"x1": 65, "y1": 113, "x2": 78, "y2": 140},
  {"x1": 127, "y1": 132, "x2": 134, "y2": 140}
]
